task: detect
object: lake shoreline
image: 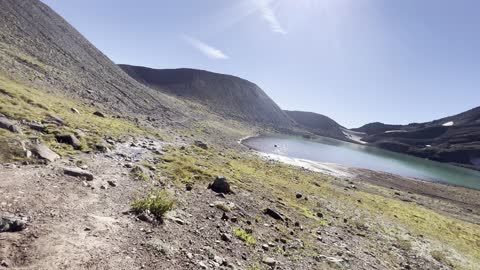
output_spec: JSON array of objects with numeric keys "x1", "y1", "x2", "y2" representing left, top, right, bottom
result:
[{"x1": 242, "y1": 134, "x2": 480, "y2": 225}]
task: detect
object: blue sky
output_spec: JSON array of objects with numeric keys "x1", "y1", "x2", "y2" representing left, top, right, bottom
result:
[{"x1": 41, "y1": 0, "x2": 479, "y2": 128}]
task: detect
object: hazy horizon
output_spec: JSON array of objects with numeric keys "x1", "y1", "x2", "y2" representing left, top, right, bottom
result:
[{"x1": 41, "y1": 0, "x2": 480, "y2": 128}]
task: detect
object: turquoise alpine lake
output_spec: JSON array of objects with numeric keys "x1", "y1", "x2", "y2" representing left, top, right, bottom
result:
[{"x1": 243, "y1": 135, "x2": 480, "y2": 190}]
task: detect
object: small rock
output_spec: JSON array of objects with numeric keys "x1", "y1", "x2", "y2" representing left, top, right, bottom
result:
[
  {"x1": 1, "y1": 259, "x2": 10, "y2": 267},
  {"x1": 186, "y1": 252, "x2": 194, "y2": 260},
  {"x1": 264, "y1": 208, "x2": 284, "y2": 221},
  {"x1": 107, "y1": 180, "x2": 117, "y2": 187},
  {"x1": 296, "y1": 193, "x2": 302, "y2": 199},
  {"x1": 0, "y1": 117, "x2": 21, "y2": 134},
  {"x1": 31, "y1": 143, "x2": 60, "y2": 162},
  {"x1": 198, "y1": 261, "x2": 208, "y2": 269},
  {"x1": 209, "y1": 176, "x2": 231, "y2": 194},
  {"x1": 93, "y1": 111, "x2": 106, "y2": 118},
  {"x1": 56, "y1": 134, "x2": 81, "y2": 149},
  {"x1": 194, "y1": 141, "x2": 208, "y2": 150},
  {"x1": 46, "y1": 115, "x2": 65, "y2": 126},
  {"x1": 0, "y1": 216, "x2": 27, "y2": 233},
  {"x1": 221, "y1": 233, "x2": 232, "y2": 242},
  {"x1": 71, "y1": 108, "x2": 80, "y2": 114},
  {"x1": 262, "y1": 257, "x2": 276, "y2": 266},
  {"x1": 100, "y1": 185, "x2": 107, "y2": 190},
  {"x1": 185, "y1": 183, "x2": 193, "y2": 191},
  {"x1": 138, "y1": 211, "x2": 155, "y2": 223},
  {"x1": 262, "y1": 244, "x2": 269, "y2": 251},
  {"x1": 63, "y1": 167, "x2": 94, "y2": 181}
]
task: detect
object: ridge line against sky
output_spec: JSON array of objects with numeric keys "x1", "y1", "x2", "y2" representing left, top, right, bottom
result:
[{"x1": 40, "y1": 0, "x2": 480, "y2": 128}]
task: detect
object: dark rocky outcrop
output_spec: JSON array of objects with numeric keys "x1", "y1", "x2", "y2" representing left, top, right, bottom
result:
[{"x1": 353, "y1": 106, "x2": 480, "y2": 170}]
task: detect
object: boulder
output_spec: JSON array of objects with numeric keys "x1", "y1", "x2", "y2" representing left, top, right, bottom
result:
[
  {"x1": 0, "y1": 117, "x2": 22, "y2": 133},
  {"x1": 63, "y1": 167, "x2": 94, "y2": 181},
  {"x1": 56, "y1": 134, "x2": 81, "y2": 149},
  {"x1": 31, "y1": 143, "x2": 60, "y2": 162},
  {"x1": 209, "y1": 176, "x2": 231, "y2": 194}
]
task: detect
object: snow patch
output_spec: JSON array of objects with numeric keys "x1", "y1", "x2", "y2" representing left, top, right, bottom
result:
[
  {"x1": 259, "y1": 152, "x2": 352, "y2": 178},
  {"x1": 342, "y1": 129, "x2": 366, "y2": 144},
  {"x1": 442, "y1": 121, "x2": 454, "y2": 127}
]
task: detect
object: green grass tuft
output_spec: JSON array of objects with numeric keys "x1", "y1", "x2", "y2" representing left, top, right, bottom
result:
[
  {"x1": 233, "y1": 228, "x2": 257, "y2": 245},
  {"x1": 131, "y1": 190, "x2": 174, "y2": 218}
]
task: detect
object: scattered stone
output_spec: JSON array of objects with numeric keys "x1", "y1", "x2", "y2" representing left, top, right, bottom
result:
[
  {"x1": 63, "y1": 167, "x2": 94, "y2": 181},
  {"x1": 209, "y1": 176, "x2": 231, "y2": 194},
  {"x1": 198, "y1": 261, "x2": 208, "y2": 269},
  {"x1": 93, "y1": 111, "x2": 106, "y2": 118},
  {"x1": 262, "y1": 256, "x2": 276, "y2": 266},
  {"x1": 107, "y1": 180, "x2": 117, "y2": 187},
  {"x1": 24, "y1": 122, "x2": 46, "y2": 132},
  {"x1": 95, "y1": 140, "x2": 110, "y2": 153},
  {"x1": 186, "y1": 252, "x2": 194, "y2": 260},
  {"x1": 264, "y1": 208, "x2": 284, "y2": 221},
  {"x1": 221, "y1": 233, "x2": 232, "y2": 242},
  {"x1": 46, "y1": 115, "x2": 65, "y2": 126},
  {"x1": 31, "y1": 143, "x2": 60, "y2": 162},
  {"x1": 0, "y1": 117, "x2": 22, "y2": 133},
  {"x1": 56, "y1": 134, "x2": 81, "y2": 149},
  {"x1": 185, "y1": 183, "x2": 193, "y2": 191},
  {"x1": 100, "y1": 185, "x2": 108, "y2": 190},
  {"x1": 71, "y1": 108, "x2": 80, "y2": 114},
  {"x1": 0, "y1": 216, "x2": 27, "y2": 233},
  {"x1": 194, "y1": 140, "x2": 208, "y2": 150},
  {"x1": 316, "y1": 212, "x2": 323, "y2": 218},
  {"x1": 1, "y1": 259, "x2": 10, "y2": 267},
  {"x1": 262, "y1": 244, "x2": 269, "y2": 251},
  {"x1": 296, "y1": 193, "x2": 303, "y2": 199},
  {"x1": 138, "y1": 211, "x2": 155, "y2": 223}
]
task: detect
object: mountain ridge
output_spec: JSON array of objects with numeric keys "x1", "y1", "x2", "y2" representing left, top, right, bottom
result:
[{"x1": 119, "y1": 64, "x2": 295, "y2": 127}]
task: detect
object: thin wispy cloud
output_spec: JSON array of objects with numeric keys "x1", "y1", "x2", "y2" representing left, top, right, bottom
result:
[
  {"x1": 257, "y1": 0, "x2": 287, "y2": 35},
  {"x1": 183, "y1": 36, "x2": 229, "y2": 60}
]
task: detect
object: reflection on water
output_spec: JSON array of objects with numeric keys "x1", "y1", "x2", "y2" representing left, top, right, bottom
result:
[{"x1": 244, "y1": 134, "x2": 480, "y2": 190}]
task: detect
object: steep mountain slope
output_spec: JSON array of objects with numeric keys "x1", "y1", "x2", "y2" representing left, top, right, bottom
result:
[
  {"x1": 0, "y1": 0, "x2": 184, "y2": 119},
  {"x1": 357, "y1": 106, "x2": 480, "y2": 169},
  {"x1": 119, "y1": 65, "x2": 294, "y2": 127},
  {"x1": 284, "y1": 110, "x2": 349, "y2": 140}
]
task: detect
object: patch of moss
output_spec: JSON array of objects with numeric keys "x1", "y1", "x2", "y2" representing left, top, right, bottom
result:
[{"x1": 233, "y1": 228, "x2": 257, "y2": 246}]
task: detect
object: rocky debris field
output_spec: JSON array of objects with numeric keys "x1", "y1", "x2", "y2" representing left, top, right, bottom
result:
[{"x1": 1, "y1": 135, "x2": 479, "y2": 270}]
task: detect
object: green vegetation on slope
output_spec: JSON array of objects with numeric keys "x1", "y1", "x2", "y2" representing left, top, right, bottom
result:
[
  {"x1": 157, "y1": 144, "x2": 480, "y2": 269},
  {"x1": 0, "y1": 75, "x2": 164, "y2": 160}
]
